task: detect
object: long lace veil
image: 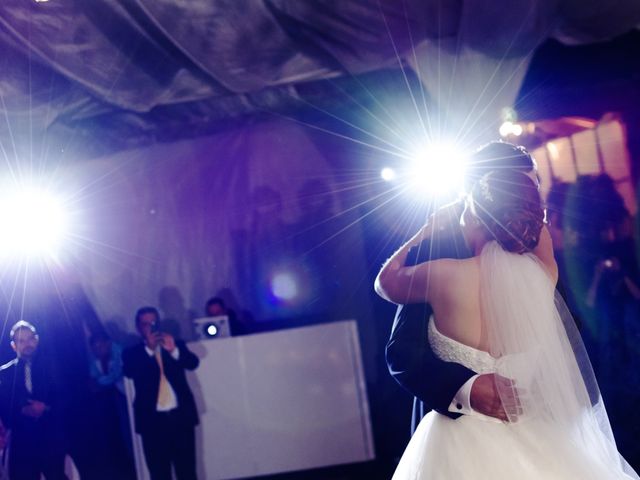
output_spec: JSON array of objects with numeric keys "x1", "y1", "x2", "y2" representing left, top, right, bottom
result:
[{"x1": 479, "y1": 241, "x2": 638, "y2": 478}]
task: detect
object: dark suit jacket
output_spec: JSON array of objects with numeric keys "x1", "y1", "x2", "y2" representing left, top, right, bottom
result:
[
  {"x1": 386, "y1": 204, "x2": 475, "y2": 432},
  {"x1": 0, "y1": 356, "x2": 64, "y2": 434},
  {"x1": 122, "y1": 341, "x2": 199, "y2": 434}
]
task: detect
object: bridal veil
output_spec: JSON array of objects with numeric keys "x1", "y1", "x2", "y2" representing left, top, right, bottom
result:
[{"x1": 480, "y1": 241, "x2": 638, "y2": 478}]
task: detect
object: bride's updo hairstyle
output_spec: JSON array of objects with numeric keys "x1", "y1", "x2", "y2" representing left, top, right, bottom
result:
[{"x1": 470, "y1": 170, "x2": 544, "y2": 254}]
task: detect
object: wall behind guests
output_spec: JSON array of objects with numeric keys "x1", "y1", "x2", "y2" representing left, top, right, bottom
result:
[{"x1": 57, "y1": 118, "x2": 377, "y2": 378}]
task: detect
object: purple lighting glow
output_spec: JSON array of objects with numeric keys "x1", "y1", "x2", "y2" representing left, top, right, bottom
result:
[{"x1": 270, "y1": 272, "x2": 299, "y2": 301}]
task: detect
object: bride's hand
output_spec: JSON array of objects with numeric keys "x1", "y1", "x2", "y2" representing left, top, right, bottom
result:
[{"x1": 470, "y1": 373, "x2": 520, "y2": 422}]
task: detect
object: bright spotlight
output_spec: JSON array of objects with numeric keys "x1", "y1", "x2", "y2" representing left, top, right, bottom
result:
[
  {"x1": 0, "y1": 187, "x2": 68, "y2": 258},
  {"x1": 380, "y1": 167, "x2": 396, "y2": 182},
  {"x1": 409, "y1": 143, "x2": 467, "y2": 197},
  {"x1": 271, "y1": 272, "x2": 298, "y2": 301}
]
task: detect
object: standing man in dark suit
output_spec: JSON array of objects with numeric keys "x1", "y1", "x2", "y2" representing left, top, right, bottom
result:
[
  {"x1": 123, "y1": 306, "x2": 200, "y2": 480},
  {"x1": 386, "y1": 142, "x2": 538, "y2": 432},
  {"x1": 0, "y1": 320, "x2": 67, "y2": 480}
]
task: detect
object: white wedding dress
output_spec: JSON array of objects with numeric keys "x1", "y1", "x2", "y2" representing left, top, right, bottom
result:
[{"x1": 392, "y1": 242, "x2": 639, "y2": 480}]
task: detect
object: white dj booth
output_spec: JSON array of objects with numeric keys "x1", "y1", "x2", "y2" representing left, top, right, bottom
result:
[{"x1": 125, "y1": 320, "x2": 375, "y2": 480}]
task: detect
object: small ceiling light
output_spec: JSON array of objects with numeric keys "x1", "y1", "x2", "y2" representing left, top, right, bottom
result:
[
  {"x1": 380, "y1": 167, "x2": 396, "y2": 182},
  {"x1": 499, "y1": 121, "x2": 523, "y2": 137}
]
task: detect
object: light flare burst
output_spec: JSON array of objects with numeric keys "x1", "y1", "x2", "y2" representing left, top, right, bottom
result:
[{"x1": 0, "y1": 186, "x2": 69, "y2": 260}]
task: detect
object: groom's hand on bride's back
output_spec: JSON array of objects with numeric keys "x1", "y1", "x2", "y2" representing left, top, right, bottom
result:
[{"x1": 470, "y1": 373, "x2": 520, "y2": 422}]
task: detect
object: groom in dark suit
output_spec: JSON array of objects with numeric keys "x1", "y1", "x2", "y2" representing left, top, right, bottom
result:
[
  {"x1": 386, "y1": 142, "x2": 537, "y2": 432},
  {"x1": 123, "y1": 306, "x2": 200, "y2": 480}
]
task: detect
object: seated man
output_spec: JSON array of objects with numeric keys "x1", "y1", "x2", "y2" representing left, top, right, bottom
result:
[{"x1": 205, "y1": 296, "x2": 245, "y2": 336}]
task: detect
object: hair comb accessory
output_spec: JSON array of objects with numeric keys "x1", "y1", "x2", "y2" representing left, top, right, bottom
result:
[{"x1": 479, "y1": 176, "x2": 494, "y2": 202}]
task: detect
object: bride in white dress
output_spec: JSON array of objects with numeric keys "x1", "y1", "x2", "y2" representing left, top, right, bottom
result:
[{"x1": 375, "y1": 170, "x2": 639, "y2": 479}]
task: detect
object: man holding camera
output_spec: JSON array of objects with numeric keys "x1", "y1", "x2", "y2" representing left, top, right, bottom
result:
[{"x1": 123, "y1": 306, "x2": 200, "y2": 480}]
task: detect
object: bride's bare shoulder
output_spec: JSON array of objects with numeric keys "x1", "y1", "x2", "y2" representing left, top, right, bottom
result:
[
  {"x1": 431, "y1": 256, "x2": 478, "y2": 268},
  {"x1": 426, "y1": 257, "x2": 480, "y2": 283}
]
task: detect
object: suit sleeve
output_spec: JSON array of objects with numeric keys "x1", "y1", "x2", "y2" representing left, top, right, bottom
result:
[
  {"x1": 0, "y1": 364, "x2": 30, "y2": 427},
  {"x1": 0, "y1": 371, "x2": 11, "y2": 426},
  {"x1": 122, "y1": 348, "x2": 135, "y2": 378},
  {"x1": 175, "y1": 341, "x2": 199, "y2": 371},
  {"x1": 385, "y1": 237, "x2": 476, "y2": 415}
]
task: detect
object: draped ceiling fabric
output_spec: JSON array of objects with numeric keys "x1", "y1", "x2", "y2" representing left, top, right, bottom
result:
[{"x1": 0, "y1": 0, "x2": 639, "y2": 151}]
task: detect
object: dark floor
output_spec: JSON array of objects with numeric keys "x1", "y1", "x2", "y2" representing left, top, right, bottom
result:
[{"x1": 251, "y1": 459, "x2": 395, "y2": 480}]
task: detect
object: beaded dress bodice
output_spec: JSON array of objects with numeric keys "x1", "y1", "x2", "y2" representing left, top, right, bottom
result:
[{"x1": 428, "y1": 317, "x2": 496, "y2": 374}]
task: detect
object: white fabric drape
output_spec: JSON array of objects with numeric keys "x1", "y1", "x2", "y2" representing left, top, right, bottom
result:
[{"x1": 0, "y1": 0, "x2": 637, "y2": 116}]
